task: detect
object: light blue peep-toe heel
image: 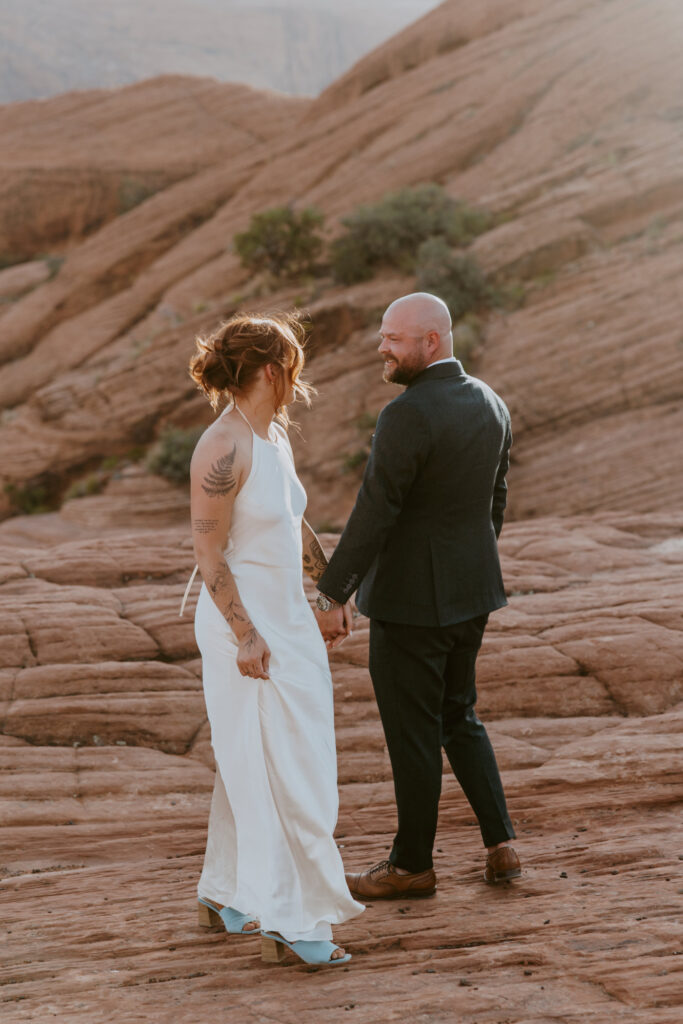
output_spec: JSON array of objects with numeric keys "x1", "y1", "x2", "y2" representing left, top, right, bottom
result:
[
  {"x1": 197, "y1": 896, "x2": 259, "y2": 935},
  {"x1": 261, "y1": 930, "x2": 351, "y2": 966}
]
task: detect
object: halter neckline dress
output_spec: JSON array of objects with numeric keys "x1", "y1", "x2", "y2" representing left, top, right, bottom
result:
[{"x1": 191, "y1": 404, "x2": 363, "y2": 942}]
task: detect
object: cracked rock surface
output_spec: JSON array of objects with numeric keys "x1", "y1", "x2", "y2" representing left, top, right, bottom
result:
[
  {"x1": 1, "y1": 514, "x2": 681, "y2": 1022},
  {"x1": 1, "y1": 0, "x2": 682, "y2": 1020}
]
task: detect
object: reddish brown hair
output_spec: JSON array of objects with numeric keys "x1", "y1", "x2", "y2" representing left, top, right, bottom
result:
[{"x1": 189, "y1": 311, "x2": 314, "y2": 423}]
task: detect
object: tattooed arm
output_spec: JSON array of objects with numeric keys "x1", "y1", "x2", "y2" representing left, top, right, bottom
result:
[
  {"x1": 301, "y1": 518, "x2": 329, "y2": 582},
  {"x1": 190, "y1": 429, "x2": 270, "y2": 679},
  {"x1": 302, "y1": 519, "x2": 354, "y2": 649}
]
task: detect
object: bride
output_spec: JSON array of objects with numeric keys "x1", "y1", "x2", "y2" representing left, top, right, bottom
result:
[{"x1": 184, "y1": 311, "x2": 363, "y2": 966}]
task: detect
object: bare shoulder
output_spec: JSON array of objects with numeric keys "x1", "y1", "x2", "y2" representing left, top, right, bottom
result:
[{"x1": 190, "y1": 411, "x2": 252, "y2": 495}]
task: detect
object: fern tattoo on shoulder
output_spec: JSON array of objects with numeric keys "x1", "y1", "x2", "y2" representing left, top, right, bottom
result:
[{"x1": 202, "y1": 443, "x2": 237, "y2": 497}]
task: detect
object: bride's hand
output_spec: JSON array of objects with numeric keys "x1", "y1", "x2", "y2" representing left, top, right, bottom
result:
[{"x1": 237, "y1": 627, "x2": 271, "y2": 679}]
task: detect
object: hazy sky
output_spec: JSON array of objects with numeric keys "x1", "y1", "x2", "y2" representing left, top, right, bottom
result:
[{"x1": 0, "y1": 0, "x2": 442, "y2": 102}]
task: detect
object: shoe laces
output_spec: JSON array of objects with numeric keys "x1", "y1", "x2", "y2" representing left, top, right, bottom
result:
[{"x1": 368, "y1": 859, "x2": 393, "y2": 877}]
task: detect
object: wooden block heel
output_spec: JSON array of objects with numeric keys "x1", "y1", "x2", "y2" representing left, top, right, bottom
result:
[
  {"x1": 261, "y1": 935, "x2": 286, "y2": 963},
  {"x1": 198, "y1": 901, "x2": 222, "y2": 928}
]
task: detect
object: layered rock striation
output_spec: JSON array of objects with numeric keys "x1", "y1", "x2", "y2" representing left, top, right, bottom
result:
[
  {"x1": 1, "y1": 2, "x2": 682, "y2": 1020},
  {"x1": 0, "y1": 0, "x2": 681, "y2": 523},
  {"x1": 1, "y1": 515, "x2": 682, "y2": 1020}
]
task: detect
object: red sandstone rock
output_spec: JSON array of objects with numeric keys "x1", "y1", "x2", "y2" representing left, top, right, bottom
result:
[
  {"x1": 0, "y1": 0, "x2": 681, "y2": 522},
  {"x1": 0, "y1": 76, "x2": 308, "y2": 265},
  {"x1": 1, "y1": 3, "x2": 682, "y2": 1020},
  {"x1": 0, "y1": 260, "x2": 51, "y2": 300},
  {"x1": 0, "y1": 518, "x2": 680, "y2": 1021},
  {"x1": 0, "y1": 513, "x2": 681, "y2": 1020}
]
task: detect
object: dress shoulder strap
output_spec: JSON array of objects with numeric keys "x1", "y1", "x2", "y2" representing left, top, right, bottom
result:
[{"x1": 233, "y1": 402, "x2": 255, "y2": 434}]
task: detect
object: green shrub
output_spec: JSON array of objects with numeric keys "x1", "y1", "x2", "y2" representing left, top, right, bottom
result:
[
  {"x1": 146, "y1": 426, "x2": 204, "y2": 484},
  {"x1": 415, "y1": 237, "x2": 492, "y2": 322},
  {"x1": 492, "y1": 278, "x2": 526, "y2": 310},
  {"x1": 0, "y1": 253, "x2": 22, "y2": 270},
  {"x1": 330, "y1": 184, "x2": 491, "y2": 284},
  {"x1": 354, "y1": 411, "x2": 379, "y2": 432},
  {"x1": 452, "y1": 314, "x2": 483, "y2": 370},
  {"x1": 64, "y1": 473, "x2": 108, "y2": 501},
  {"x1": 3, "y1": 482, "x2": 50, "y2": 515},
  {"x1": 118, "y1": 176, "x2": 160, "y2": 214},
  {"x1": 234, "y1": 206, "x2": 325, "y2": 278},
  {"x1": 39, "y1": 253, "x2": 65, "y2": 280},
  {"x1": 342, "y1": 449, "x2": 370, "y2": 473}
]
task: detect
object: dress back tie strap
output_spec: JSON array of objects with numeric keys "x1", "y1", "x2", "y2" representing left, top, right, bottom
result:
[
  {"x1": 234, "y1": 402, "x2": 255, "y2": 433},
  {"x1": 179, "y1": 564, "x2": 199, "y2": 617}
]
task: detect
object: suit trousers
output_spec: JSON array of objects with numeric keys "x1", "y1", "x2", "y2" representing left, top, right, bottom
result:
[{"x1": 369, "y1": 614, "x2": 515, "y2": 872}]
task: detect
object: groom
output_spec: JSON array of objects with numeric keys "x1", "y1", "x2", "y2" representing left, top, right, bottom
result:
[{"x1": 315, "y1": 292, "x2": 520, "y2": 897}]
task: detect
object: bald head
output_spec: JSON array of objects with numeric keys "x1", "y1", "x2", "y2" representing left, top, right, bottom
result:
[
  {"x1": 378, "y1": 292, "x2": 453, "y2": 386},
  {"x1": 384, "y1": 292, "x2": 452, "y2": 341}
]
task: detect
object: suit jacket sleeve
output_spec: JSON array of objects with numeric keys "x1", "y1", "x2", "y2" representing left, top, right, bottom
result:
[
  {"x1": 318, "y1": 398, "x2": 430, "y2": 604},
  {"x1": 491, "y1": 417, "x2": 512, "y2": 540}
]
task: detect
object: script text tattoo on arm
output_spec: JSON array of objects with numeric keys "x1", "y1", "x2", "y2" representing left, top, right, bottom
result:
[
  {"x1": 201, "y1": 443, "x2": 238, "y2": 497},
  {"x1": 193, "y1": 518, "x2": 219, "y2": 535}
]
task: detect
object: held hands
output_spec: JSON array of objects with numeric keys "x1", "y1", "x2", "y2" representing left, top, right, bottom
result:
[
  {"x1": 237, "y1": 627, "x2": 271, "y2": 679},
  {"x1": 315, "y1": 600, "x2": 354, "y2": 650}
]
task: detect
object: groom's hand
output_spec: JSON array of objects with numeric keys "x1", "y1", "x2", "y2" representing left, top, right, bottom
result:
[
  {"x1": 314, "y1": 604, "x2": 347, "y2": 649},
  {"x1": 329, "y1": 601, "x2": 355, "y2": 649}
]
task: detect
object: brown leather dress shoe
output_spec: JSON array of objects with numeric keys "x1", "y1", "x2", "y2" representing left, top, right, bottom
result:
[
  {"x1": 484, "y1": 845, "x2": 521, "y2": 883},
  {"x1": 346, "y1": 859, "x2": 437, "y2": 899}
]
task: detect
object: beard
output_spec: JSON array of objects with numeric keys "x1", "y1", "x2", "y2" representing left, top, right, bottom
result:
[{"x1": 382, "y1": 352, "x2": 428, "y2": 385}]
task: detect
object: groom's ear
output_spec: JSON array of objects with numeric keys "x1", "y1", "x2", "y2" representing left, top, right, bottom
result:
[{"x1": 425, "y1": 330, "x2": 440, "y2": 356}]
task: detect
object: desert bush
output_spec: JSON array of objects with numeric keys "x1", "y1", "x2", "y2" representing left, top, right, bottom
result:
[
  {"x1": 330, "y1": 184, "x2": 491, "y2": 284},
  {"x1": 118, "y1": 176, "x2": 160, "y2": 214},
  {"x1": 493, "y1": 278, "x2": 526, "y2": 310},
  {"x1": 64, "y1": 473, "x2": 108, "y2": 501},
  {"x1": 415, "y1": 237, "x2": 492, "y2": 322},
  {"x1": 342, "y1": 449, "x2": 370, "y2": 474},
  {"x1": 146, "y1": 426, "x2": 204, "y2": 484},
  {"x1": 3, "y1": 481, "x2": 50, "y2": 515},
  {"x1": 341, "y1": 409, "x2": 381, "y2": 474},
  {"x1": 452, "y1": 314, "x2": 484, "y2": 369},
  {"x1": 41, "y1": 254, "x2": 65, "y2": 280},
  {"x1": 354, "y1": 410, "x2": 379, "y2": 432},
  {"x1": 234, "y1": 206, "x2": 325, "y2": 278}
]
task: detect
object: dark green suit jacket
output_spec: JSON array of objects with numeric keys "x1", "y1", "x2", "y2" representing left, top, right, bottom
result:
[{"x1": 318, "y1": 360, "x2": 511, "y2": 626}]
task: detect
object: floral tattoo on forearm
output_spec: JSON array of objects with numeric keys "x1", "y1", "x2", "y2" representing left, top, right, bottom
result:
[{"x1": 209, "y1": 564, "x2": 254, "y2": 639}]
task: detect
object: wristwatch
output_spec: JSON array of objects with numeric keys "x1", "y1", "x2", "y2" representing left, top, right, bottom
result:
[{"x1": 316, "y1": 593, "x2": 340, "y2": 612}]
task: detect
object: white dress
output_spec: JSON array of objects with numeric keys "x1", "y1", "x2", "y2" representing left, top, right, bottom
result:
[{"x1": 192, "y1": 407, "x2": 364, "y2": 942}]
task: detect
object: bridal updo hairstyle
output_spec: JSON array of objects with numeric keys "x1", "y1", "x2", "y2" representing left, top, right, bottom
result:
[{"x1": 189, "y1": 311, "x2": 313, "y2": 423}]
